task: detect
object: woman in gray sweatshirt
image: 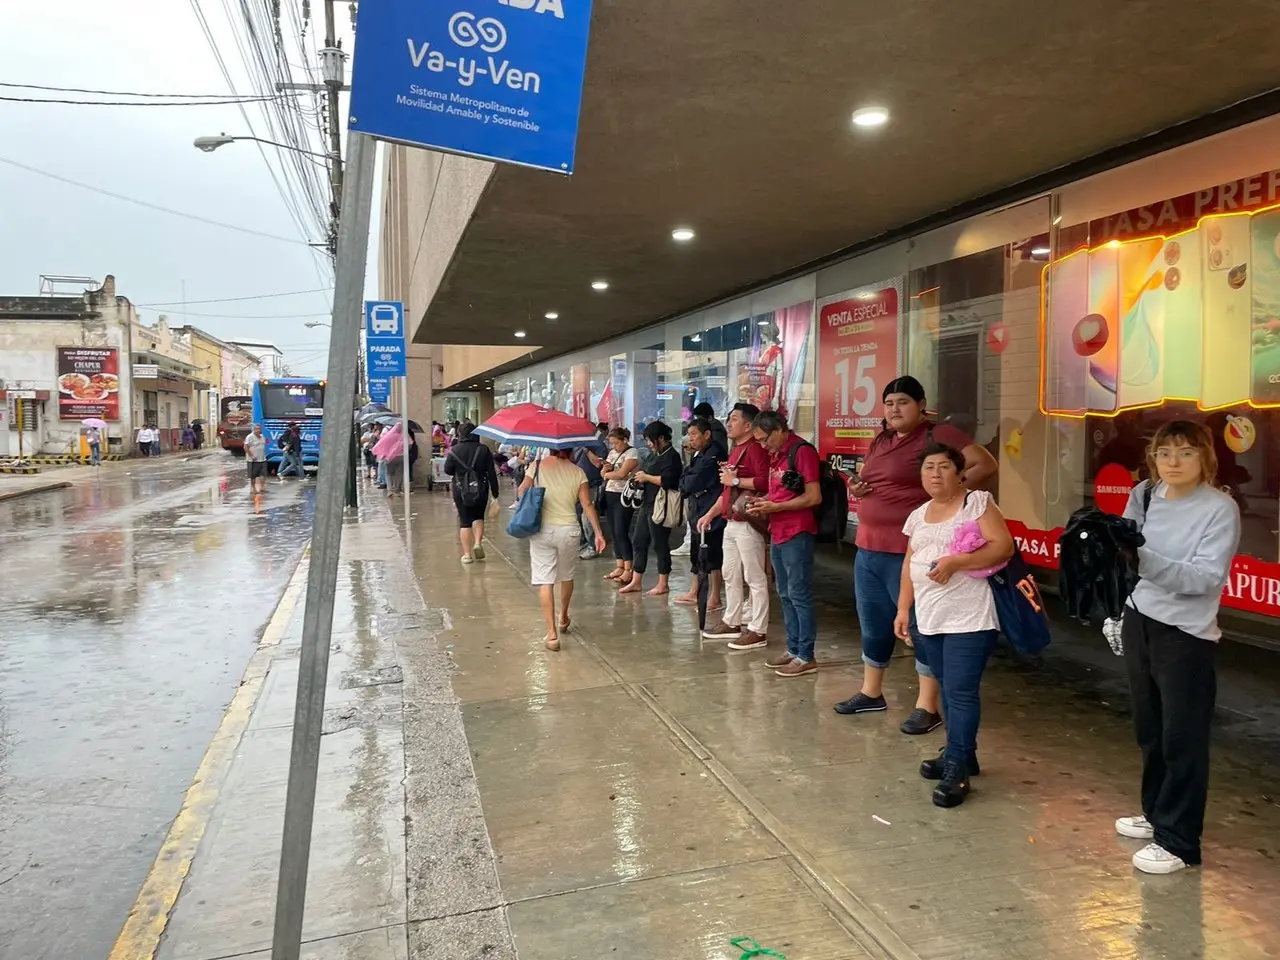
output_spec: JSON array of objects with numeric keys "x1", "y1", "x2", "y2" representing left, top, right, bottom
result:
[{"x1": 1116, "y1": 420, "x2": 1241, "y2": 876}]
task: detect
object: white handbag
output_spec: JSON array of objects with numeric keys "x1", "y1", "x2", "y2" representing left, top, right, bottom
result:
[{"x1": 651, "y1": 488, "x2": 686, "y2": 529}]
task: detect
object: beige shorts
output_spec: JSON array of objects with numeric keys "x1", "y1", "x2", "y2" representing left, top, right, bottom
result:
[{"x1": 529, "y1": 524, "x2": 580, "y2": 585}]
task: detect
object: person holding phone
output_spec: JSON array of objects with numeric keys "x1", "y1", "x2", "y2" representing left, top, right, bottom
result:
[{"x1": 834, "y1": 376, "x2": 998, "y2": 733}]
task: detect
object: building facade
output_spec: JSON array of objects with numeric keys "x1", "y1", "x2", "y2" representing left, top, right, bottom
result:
[{"x1": 0, "y1": 275, "x2": 138, "y2": 457}]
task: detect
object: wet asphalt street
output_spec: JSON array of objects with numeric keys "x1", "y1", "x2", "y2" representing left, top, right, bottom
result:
[{"x1": 0, "y1": 454, "x2": 314, "y2": 960}]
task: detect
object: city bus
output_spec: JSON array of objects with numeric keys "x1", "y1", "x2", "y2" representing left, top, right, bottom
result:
[
  {"x1": 251, "y1": 377, "x2": 326, "y2": 470},
  {"x1": 217, "y1": 395, "x2": 253, "y2": 453}
]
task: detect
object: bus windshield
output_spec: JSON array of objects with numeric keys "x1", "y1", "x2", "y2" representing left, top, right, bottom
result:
[{"x1": 259, "y1": 383, "x2": 325, "y2": 420}]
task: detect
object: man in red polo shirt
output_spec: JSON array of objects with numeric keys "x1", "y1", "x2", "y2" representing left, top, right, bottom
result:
[
  {"x1": 745, "y1": 410, "x2": 823, "y2": 677},
  {"x1": 698, "y1": 403, "x2": 771, "y2": 647}
]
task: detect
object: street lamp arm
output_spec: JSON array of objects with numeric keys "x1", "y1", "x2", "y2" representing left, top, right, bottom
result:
[{"x1": 193, "y1": 134, "x2": 334, "y2": 162}]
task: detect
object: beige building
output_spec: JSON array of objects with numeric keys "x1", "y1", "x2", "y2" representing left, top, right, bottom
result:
[{"x1": 130, "y1": 315, "x2": 213, "y2": 450}]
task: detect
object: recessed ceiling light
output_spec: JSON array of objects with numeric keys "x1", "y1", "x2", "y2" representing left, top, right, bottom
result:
[
  {"x1": 1031, "y1": 246, "x2": 1051, "y2": 256},
  {"x1": 544, "y1": 311, "x2": 559, "y2": 320},
  {"x1": 591, "y1": 280, "x2": 609, "y2": 291},
  {"x1": 671, "y1": 227, "x2": 695, "y2": 242},
  {"x1": 851, "y1": 106, "x2": 889, "y2": 128},
  {"x1": 514, "y1": 330, "x2": 527, "y2": 338}
]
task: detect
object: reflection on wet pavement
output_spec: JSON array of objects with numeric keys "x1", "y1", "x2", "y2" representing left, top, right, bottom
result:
[
  {"x1": 0, "y1": 455, "x2": 313, "y2": 960},
  {"x1": 401, "y1": 490, "x2": 1280, "y2": 960}
]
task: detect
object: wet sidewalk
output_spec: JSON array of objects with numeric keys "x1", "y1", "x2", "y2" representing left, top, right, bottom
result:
[{"x1": 404, "y1": 491, "x2": 1280, "y2": 960}]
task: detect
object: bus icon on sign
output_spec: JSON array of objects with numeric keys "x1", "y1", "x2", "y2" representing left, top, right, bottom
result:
[{"x1": 369, "y1": 304, "x2": 400, "y2": 335}]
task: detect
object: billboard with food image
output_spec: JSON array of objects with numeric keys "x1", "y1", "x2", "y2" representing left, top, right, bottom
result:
[{"x1": 57, "y1": 347, "x2": 120, "y2": 420}]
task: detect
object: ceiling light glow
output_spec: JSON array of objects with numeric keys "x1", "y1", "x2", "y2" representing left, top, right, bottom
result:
[
  {"x1": 1031, "y1": 246, "x2": 1051, "y2": 256},
  {"x1": 671, "y1": 227, "x2": 695, "y2": 242},
  {"x1": 851, "y1": 106, "x2": 890, "y2": 128},
  {"x1": 514, "y1": 330, "x2": 527, "y2": 338},
  {"x1": 591, "y1": 280, "x2": 609, "y2": 291},
  {"x1": 544, "y1": 311, "x2": 559, "y2": 320}
]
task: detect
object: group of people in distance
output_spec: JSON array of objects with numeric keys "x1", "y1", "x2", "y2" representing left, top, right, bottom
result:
[{"x1": 441, "y1": 376, "x2": 1241, "y2": 875}]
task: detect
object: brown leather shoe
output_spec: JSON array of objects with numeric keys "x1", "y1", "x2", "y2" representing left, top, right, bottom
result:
[
  {"x1": 763, "y1": 652, "x2": 794, "y2": 668},
  {"x1": 701, "y1": 620, "x2": 742, "y2": 640},
  {"x1": 728, "y1": 630, "x2": 768, "y2": 651},
  {"x1": 775, "y1": 659, "x2": 817, "y2": 678}
]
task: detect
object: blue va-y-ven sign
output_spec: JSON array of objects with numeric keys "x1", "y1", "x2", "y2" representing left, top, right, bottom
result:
[
  {"x1": 367, "y1": 377, "x2": 391, "y2": 404},
  {"x1": 364, "y1": 301, "x2": 407, "y2": 378},
  {"x1": 348, "y1": 0, "x2": 594, "y2": 174}
]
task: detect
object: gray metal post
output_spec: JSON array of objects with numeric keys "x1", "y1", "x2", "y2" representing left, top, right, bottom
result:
[{"x1": 270, "y1": 130, "x2": 377, "y2": 960}]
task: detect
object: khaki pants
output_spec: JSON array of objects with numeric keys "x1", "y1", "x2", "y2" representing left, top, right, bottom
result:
[{"x1": 723, "y1": 520, "x2": 769, "y2": 634}]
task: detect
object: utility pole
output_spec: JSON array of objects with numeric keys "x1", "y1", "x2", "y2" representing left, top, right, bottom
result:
[{"x1": 315, "y1": 1, "x2": 360, "y2": 508}]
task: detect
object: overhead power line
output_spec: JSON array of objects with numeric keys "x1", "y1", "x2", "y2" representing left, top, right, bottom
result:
[
  {"x1": 0, "y1": 80, "x2": 284, "y2": 98},
  {"x1": 173, "y1": 309, "x2": 332, "y2": 319},
  {"x1": 0, "y1": 154, "x2": 311, "y2": 246},
  {"x1": 0, "y1": 94, "x2": 286, "y2": 107},
  {"x1": 137, "y1": 287, "x2": 331, "y2": 307}
]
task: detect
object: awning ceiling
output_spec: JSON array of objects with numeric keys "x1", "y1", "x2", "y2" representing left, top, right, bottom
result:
[{"x1": 411, "y1": 0, "x2": 1280, "y2": 384}]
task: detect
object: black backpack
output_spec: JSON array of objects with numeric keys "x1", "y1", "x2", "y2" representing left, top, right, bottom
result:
[
  {"x1": 787, "y1": 440, "x2": 849, "y2": 544},
  {"x1": 449, "y1": 445, "x2": 486, "y2": 507}
]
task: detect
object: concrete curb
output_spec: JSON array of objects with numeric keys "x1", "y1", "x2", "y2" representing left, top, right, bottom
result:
[{"x1": 0, "y1": 480, "x2": 72, "y2": 502}]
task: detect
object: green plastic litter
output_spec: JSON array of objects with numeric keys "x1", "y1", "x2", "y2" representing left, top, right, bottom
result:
[{"x1": 730, "y1": 937, "x2": 786, "y2": 959}]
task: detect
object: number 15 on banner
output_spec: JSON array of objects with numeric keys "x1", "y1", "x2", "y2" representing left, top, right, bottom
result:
[{"x1": 834, "y1": 355, "x2": 877, "y2": 417}]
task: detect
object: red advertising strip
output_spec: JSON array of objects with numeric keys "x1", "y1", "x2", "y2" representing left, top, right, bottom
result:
[
  {"x1": 57, "y1": 346, "x2": 120, "y2": 421},
  {"x1": 1006, "y1": 519, "x2": 1280, "y2": 618}
]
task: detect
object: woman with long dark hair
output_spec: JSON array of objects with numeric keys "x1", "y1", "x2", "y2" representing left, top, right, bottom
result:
[
  {"x1": 601, "y1": 427, "x2": 640, "y2": 584},
  {"x1": 834, "y1": 375, "x2": 998, "y2": 734},
  {"x1": 619, "y1": 421, "x2": 682, "y2": 597},
  {"x1": 1116, "y1": 420, "x2": 1239, "y2": 874}
]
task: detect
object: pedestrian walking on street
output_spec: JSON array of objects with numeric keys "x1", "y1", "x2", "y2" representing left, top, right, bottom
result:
[
  {"x1": 516, "y1": 447, "x2": 606, "y2": 651},
  {"x1": 697, "y1": 402, "x2": 771, "y2": 647},
  {"x1": 1115, "y1": 421, "x2": 1240, "y2": 875},
  {"x1": 180, "y1": 424, "x2": 196, "y2": 451},
  {"x1": 244, "y1": 423, "x2": 269, "y2": 495},
  {"x1": 136, "y1": 425, "x2": 153, "y2": 457},
  {"x1": 745, "y1": 410, "x2": 823, "y2": 677},
  {"x1": 897, "y1": 442, "x2": 1014, "y2": 808},
  {"x1": 618, "y1": 421, "x2": 682, "y2": 597},
  {"x1": 277, "y1": 424, "x2": 304, "y2": 481},
  {"x1": 86, "y1": 425, "x2": 102, "y2": 466},
  {"x1": 675, "y1": 418, "x2": 727, "y2": 615},
  {"x1": 150, "y1": 425, "x2": 162, "y2": 457},
  {"x1": 834, "y1": 376, "x2": 998, "y2": 731},
  {"x1": 573, "y1": 443, "x2": 605, "y2": 559},
  {"x1": 601, "y1": 428, "x2": 640, "y2": 584},
  {"x1": 444, "y1": 421, "x2": 500, "y2": 564},
  {"x1": 374, "y1": 424, "x2": 407, "y2": 496},
  {"x1": 191, "y1": 421, "x2": 204, "y2": 450}
]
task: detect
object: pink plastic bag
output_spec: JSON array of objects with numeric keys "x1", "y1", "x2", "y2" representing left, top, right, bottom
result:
[{"x1": 950, "y1": 519, "x2": 1009, "y2": 578}]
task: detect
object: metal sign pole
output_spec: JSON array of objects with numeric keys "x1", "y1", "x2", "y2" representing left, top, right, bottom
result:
[
  {"x1": 401, "y1": 375, "x2": 410, "y2": 528},
  {"x1": 270, "y1": 130, "x2": 377, "y2": 960}
]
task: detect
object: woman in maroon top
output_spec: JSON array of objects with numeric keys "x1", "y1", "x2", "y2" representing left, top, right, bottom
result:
[{"x1": 833, "y1": 376, "x2": 998, "y2": 733}]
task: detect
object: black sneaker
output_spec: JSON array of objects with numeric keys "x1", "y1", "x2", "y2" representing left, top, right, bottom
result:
[
  {"x1": 900, "y1": 708, "x2": 943, "y2": 735},
  {"x1": 919, "y1": 748, "x2": 980, "y2": 781},
  {"x1": 932, "y1": 760, "x2": 971, "y2": 808},
  {"x1": 833, "y1": 692, "x2": 887, "y2": 715}
]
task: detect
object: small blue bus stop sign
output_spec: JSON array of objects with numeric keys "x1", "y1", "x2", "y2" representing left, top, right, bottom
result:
[
  {"x1": 367, "y1": 377, "x2": 391, "y2": 404},
  {"x1": 348, "y1": 0, "x2": 594, "y2": 174}
]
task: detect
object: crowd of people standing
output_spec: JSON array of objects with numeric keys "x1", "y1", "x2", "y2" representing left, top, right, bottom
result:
[{"x1": 442, "y1": 380, "x2": 1239, "y2": 874}]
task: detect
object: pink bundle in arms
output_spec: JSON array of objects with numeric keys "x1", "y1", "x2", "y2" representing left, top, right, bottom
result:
[{"x1": 950, "y1": 519, "x2": 1009, "y2": 578}]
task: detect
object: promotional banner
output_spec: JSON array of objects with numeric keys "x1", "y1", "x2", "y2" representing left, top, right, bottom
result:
[
  {"x1": 570, "y1": 363, "x2": 589, "y2": 420},
  {"x1": 816, "y1": 285, "x2": 901, "y2": 459},
  {"x1": 57, "y1": 347, "x2": 120, "y2": 420}
]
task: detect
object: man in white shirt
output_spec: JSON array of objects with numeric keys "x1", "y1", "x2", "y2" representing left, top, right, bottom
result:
[
  {"x1": 243, "y1": 424, "x2": 269, "y2": 494},
  {"x1": 137, "y1": 426, "x2": 154, "y2": 457}
]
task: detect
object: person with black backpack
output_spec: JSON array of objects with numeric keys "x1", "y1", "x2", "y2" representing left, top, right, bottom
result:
[
  {"x1": 443, "y1": 421, "x2": 499, "y2": 565},
  {"x1": 744, "y1": 410, "x2": 823, "y2": 677}
]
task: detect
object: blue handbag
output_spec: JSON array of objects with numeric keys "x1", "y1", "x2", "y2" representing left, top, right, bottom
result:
[
  {"x1": 506, "y1": 462, "x2": 544, "y2": 539},
  {"x1": 988, "y1": 549, "x2": 1052, "y2": 655}
]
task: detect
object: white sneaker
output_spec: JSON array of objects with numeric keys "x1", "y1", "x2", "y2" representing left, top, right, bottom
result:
[
  {"x1": 1115, "y1": 815, "x2": 1155, "y2": 840},
  {"x1": 671, "y1": 543, "x2": 690, "y2": 557},
  {"x1": 1132, "y1": 842, "x2": 1187, "y2": 875}
]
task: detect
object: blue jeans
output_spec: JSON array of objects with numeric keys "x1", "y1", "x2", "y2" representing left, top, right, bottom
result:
[
  {"x1": 279, "y1": 450, "x2": 303, "y2": 478},
  {"x1": 771, "y1": 532, "x2": 816, "y2": 663},
  {"x1": 89, "y1": 442, "x2": 101, "y2": 465},
  {"x1": 916, "y1": 630, "x2": 997, "y2": 766},
  {"x1": 377, "y1": 460, "x2": 387, "y2": 487},
  {"x1": 854, "y1": 548, "x2": 931, "y2": 677}
]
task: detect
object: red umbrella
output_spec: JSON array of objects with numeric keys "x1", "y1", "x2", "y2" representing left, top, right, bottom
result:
[{"x1": 476, "y1": 404, "x2": 603, "y2": 449}]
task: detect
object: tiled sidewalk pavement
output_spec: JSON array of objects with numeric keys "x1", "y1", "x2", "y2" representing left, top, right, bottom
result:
[{"x1": 402, "y1": 490, "x2": 1280, "y2": 960}]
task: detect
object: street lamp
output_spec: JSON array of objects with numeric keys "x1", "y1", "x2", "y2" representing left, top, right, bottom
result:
[{"x1": 193, "y1": 133, "x2": 334, "y2": 162}]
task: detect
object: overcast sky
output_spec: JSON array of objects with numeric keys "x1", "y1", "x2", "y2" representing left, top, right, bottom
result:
[{"x1": 1, "y1": 0, "x2": 379, "y2": 377}]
